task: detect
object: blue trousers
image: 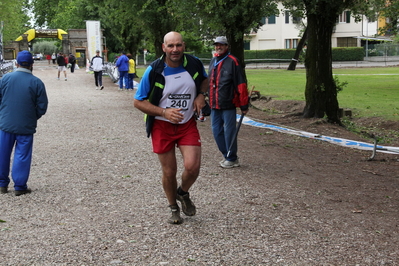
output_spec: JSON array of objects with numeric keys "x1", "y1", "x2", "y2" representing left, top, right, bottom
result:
[
  {"x1": 127, "y1": 73, "x2": 135, "y2": 89},
  {"x1": 211, "y1": 109, "x2": 238, "y2": 161},
  {"x1": 0, "y1": 130, "x2": 33, "y2": 191},
  {"x1": 119, "y1": 71, "x2": 128, "y2": 89}
]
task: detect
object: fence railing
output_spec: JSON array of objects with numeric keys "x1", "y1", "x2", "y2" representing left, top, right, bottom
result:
[{"x1": 0, "y1": 60, "x2": 15, "y2": 77}]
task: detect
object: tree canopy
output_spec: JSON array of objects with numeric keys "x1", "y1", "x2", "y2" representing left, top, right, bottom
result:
[{"x1": 0, "y1": 0, "x2": 30, "y2": 44}]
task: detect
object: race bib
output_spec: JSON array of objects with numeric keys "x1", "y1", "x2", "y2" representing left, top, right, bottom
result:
[{"x1": 166, "y1": 94, "x2": 192, "y2": 111}]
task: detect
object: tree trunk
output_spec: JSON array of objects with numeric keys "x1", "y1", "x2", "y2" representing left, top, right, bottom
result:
[
  {"x1": 226, "y1": 32, "x2": 247, "y2": 78},
  {"x1": 287, "y1": 27, "x2": 308, "y2": 71},
  {"x1": 303, "y1": 12, "x2": 340, "y2": 124}
]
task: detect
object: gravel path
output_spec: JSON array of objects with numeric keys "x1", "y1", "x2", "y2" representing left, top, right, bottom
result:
[{"x1": 1, "y1": 61, "x2": 398, "y2": 265}]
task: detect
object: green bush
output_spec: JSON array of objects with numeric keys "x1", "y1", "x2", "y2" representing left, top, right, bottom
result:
[
  {"x1": 145, "y1": 53, "x2": 157, "y2": 62},
  {"x1": 331, "y1": 47, "x2": 364, "y2": 61}
]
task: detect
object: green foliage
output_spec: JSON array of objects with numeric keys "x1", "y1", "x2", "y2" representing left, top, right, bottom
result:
[
  {"x1": 0, "y1": 0, "x2": 30, "y2": 44},
  {"x1": 144, "y1": 53, "x2": 157, "y2": 62},
  {"x1": 377, "y1": 0, "x2": 399, "y2": 36},
  {"x1": 331, "y1": 47, "x2": 364, "y2": 61},
  {"x1": 245, "y1": 49, "x2": 298, "y2": 61},
  {"x1": 180, "y1": 31, "x2": 206, "y2": 53},
  {"x1": 333, "y1": 76, "x2": 348, "y2": 93},
  {"x1": 31, "y1": 40, "x2": 58, "y2": 55}
]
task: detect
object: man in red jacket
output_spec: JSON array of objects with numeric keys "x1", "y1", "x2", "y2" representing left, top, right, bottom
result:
[{"x1": 208, "y1": 36, "x2": 249, "y2": 169}]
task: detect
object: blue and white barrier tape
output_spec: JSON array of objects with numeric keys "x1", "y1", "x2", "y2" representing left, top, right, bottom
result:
[{"x1": 239, "y1": 114, "x2": 399, "y2": 155}]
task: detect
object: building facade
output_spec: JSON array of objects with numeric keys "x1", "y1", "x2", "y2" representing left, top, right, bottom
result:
[{"x1": 246, "y1": 3, "x2": 382, "y2": 50}]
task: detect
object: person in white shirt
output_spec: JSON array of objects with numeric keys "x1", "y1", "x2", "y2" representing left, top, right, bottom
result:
[{"x1": 90, "y1": 50, "x2": 105, "y2": 90}]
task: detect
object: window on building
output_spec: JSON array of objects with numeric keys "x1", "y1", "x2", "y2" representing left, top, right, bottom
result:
[
  {"x1": 293, "y1": 39, "x2": 298, "y2": 49},
  {"x1": 244, "y1": 41, "x2": 250, "y2": 50},
  {"x1": 267, "y1": 15, "x2": 276, "y2": 24},
  {"x1": 338, "y1": 11, "x2": 351, "y2": 23},
  {"x1": 337, "y1": 37, "x2": 357, "y2": 47},
  {"x1": 260, "y1": 17, "x2": 266, "y2": 25},
  {"x1": 285, "y1": 39, "x2": 290, "y2": 49},
  {"x1": 261, "y1": 16, "x2": 276, "y2": 24},
  {"x1": 285, "y1": 39, "x2": 300, "y2": 49},
  {"x1": 284, "y1": 10, "x2": 302, "y2": 24}
]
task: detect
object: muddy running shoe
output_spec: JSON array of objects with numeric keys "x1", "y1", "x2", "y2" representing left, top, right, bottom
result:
[
  {"x1": 168, "y1": 204, "x2": 183, "y2": 224},
  {"x1": 176, "y1": 192, "x2": 196, "y2": 216},
  {"x1": 220, "y1": 159, "x2": 240, "y2": 169}
]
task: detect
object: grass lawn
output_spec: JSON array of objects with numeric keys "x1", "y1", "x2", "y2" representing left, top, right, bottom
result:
[
  {"x1": 246, "y1": 67, "x2": 399, "y2": 121},
  {"x1": 136, "y1": 66, "x2": 399, "y2": 121}
]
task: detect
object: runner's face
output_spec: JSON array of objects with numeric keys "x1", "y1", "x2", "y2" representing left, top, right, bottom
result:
[
  {"x1": 214, "y1": 43, "x2": 228, "y2": 55},
  {"x1": 163, "y1": 37, "x2": 185, "y2": 66}
]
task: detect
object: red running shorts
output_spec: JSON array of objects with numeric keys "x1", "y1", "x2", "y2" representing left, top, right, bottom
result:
[{"x1": 151, "y1": 117, "x2": 201, "y2": 154}]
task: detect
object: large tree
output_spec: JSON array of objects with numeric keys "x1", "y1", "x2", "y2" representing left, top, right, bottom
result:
[
  {"x1": 282, "y1": 0, "x2": 385, "y2": 123},
  {"x1": 1, "y1": 0, "x2": 30, "y2": 44},
  {"x1": 95, "y1": 0, "x2": 145, "y2": 58},
  {"x1": 138, "y1": 0, "x2": 179, "y2": 57}
]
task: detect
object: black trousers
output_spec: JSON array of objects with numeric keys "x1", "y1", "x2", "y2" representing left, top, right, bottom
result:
[{"x1": 94, "y1": 71, "x2": 103, "y2": 86}]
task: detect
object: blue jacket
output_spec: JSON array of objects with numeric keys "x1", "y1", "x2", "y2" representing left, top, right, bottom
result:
[
  {"x1": 0, "y1": 68, "x2": 48, "y2": 134},
  {"x1": 115, "y1": 54, "x2": 129, "y2": 72}
]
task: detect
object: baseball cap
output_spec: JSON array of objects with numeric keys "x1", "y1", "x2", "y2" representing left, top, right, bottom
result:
[
  {"x1": 213, "y1": 36, "x2": 228, "y2": 45},
  {"x1": 17, "y1": 50, "x2": 34, "y2": 67}
]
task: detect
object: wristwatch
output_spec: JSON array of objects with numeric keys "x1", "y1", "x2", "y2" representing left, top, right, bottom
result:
[{"x1": 198, "y1": 91, "x2": 208, "y2": 97}]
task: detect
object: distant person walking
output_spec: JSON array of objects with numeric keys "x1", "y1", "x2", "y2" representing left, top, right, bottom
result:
[
  {"x1": 51, "y1": 53, "x2": 56, "y2": 64},
  {"x1": 0, "y1": 50, "x2": 48, "y2": 196},
  {"x1": 90, "y1": 50, "x2": 104, "y2": 90},
  {"x1": 46, "y1": 54, "x2": 51, "y2": 65},
  {"x1": 68, "y1": 53, "x2": 76, "y2": 73},
  {"x1": 57, "y1": 52, "x2": 67, "y2": 81}
]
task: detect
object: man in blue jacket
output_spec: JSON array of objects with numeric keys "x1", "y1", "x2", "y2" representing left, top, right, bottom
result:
[
  {"x1": 115, "y1": 51, "x2": 129, "y2": 90},
  {"x1": 0, "y1": 50, "x2": 48, "y2": 196}
]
